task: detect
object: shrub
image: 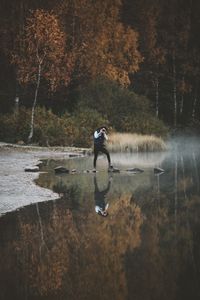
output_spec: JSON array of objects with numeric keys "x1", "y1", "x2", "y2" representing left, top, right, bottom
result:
[
  {"x1": 34, "y1": 107, "x2": 109, "y2": 147},
  {"x1": 0, "y1": 107, "x2": 76, "y2": 146},
  {"x1": 0, "y1": 106, "x2": 108, "y2": 147},
  {"x1": 120, "y1": 113, "x2": 169, "y2": 137},
  {"x1": 33, "y1": 108, "x2": 78, "y2": 146},
  {"x1": 0, "y1": 108, "x2": 30, "y2": 143},
  {"x1": 71, "y1": 107, "x2": 109, "y2": 147},
  {"x1": 74, "y1": 77, "x2": 168, "y2": 137}
]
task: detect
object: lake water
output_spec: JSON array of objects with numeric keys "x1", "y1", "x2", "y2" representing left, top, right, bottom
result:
[{"x1": 1, "y1": 137, "x2": 200, "y2": 300}]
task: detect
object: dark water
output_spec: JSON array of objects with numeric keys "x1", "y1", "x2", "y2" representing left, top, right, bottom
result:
[{"x1": 1, "y1": 138, "x2": 200, "y2": 300}]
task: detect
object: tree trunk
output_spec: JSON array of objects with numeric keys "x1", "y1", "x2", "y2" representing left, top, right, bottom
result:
[
  {"x1": 36, "y1": 203, "x2": 49, "y2": 258},
  {"x1": 27, "y1": 63, "x2": 41, "y2": 143},
  {"x1": 174, "y1": 149, "x2": 178, "y2": 233},
  {"x1": 192, "y1": 95, "x2": 197, "y2": 120},
  {"x1": 192, "y1": 151, "x2": 199, "y2": 193},
  {"x1": 14, "y1": 96, "x2": 19, "y2": 115},
  {"x1": 156, "y1": 174, "x2": 160, "y2": 207},
  {"x1": 180, "y1": 94, "x2": 184, "y2": 115},
  {"x1": 180, "y1": 76, "x2": 185, "y2": 116},
  {"x1": 172, "y1": 52, "x2": 177, "y2": 127},
  {"x1": 155, "y1": 76, "x2": 159, "y2": 117},
  {"x1": 181, "y1": 156, "x2": 187, "y2": 201}
]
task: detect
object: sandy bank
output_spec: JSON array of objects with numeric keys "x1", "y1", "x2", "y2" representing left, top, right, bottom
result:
[{"x1": 0, "y1": 143, "x2": 91, "y2": 216}]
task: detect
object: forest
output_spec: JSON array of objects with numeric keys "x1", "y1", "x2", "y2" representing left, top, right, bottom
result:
[{"x1": 0, "y1": 0, "x2": 200, "y2": 146}]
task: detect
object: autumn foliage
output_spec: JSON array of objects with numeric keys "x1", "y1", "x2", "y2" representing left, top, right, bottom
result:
[
  {"x1": 12, "y1": 9, "x2": 73, "y2": 90},
  {"x1": 1, "y1": 0, "x2": 200, "y2": 139}
]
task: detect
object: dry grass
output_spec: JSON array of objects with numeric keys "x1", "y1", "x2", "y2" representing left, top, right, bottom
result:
[{"x1": 107, "y1": 133, "x2": 167, "y2": 152}]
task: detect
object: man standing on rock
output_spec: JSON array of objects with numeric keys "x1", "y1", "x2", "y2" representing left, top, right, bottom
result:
[{"x1": 93, "y1": 126, "x2": 113, "y2": 172}]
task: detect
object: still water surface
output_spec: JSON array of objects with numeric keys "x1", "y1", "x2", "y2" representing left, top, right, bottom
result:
[{"x1": 1, "y1": 137, "x2": 200, "y2": 300}]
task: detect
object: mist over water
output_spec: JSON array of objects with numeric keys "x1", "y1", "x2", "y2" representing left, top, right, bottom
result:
[{"x1": 1, "y1": 136, "x2": 200, "y2": 300}]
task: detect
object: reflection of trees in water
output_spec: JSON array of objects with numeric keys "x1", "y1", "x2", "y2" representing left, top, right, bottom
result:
[
  {"x1": 125, "y1": 195, "x2": 178, "y2": 300},
  {"x1": 129, "y1": 144, "x2": 200, "y2": 300},
  {"x1": 1, "y1": 191, "x2": 200, "y2": 300},
  {"x1": 2, "y1": 147, "x2": 200, "y2": 300},
  {"x1": 130, "y1": 186, "x2": 200, "y2": 300},
  {"x1": 53, "y1": 181, "x2": 81, "y2": 209},
  {"x1": 0, "y1": 194, "x2": 144, "y2": 300}
]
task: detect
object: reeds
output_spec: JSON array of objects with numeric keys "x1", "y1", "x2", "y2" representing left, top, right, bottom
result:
[{"x1": 107, "y1": 133, "x2": 167, "y2": 152}]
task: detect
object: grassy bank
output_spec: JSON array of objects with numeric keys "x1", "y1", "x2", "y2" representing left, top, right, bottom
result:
[{"x1": 108, "y1": 133, "x2": 167, "y2": 152}]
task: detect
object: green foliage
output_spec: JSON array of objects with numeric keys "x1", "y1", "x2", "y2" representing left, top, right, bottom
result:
[
  {"x1": 120, "y1": 113, "x2": 168, "y2": 137},
  {"x1": 75, "y1": 77, "x2": 168, "y2": 136},
  {"x1": 0, "y1": 106, "x2": 108, "y2": 147},
  {"x1": 70, "y1": 108, "x2": 109, "y2": 147},
  {"x1": 0, "y1": 107, "x2": 71, "y2": 146},
  {"x1": 33, "y1": 108, "x2": 76, "y2": 146},
  {"x1": 0, "y1": 108, "x2": 30, "y2": 143}
]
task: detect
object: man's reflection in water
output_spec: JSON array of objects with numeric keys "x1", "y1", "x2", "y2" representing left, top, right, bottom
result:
[{"x1": 94, "y1": 174, "x2": 112, "y2": 217}]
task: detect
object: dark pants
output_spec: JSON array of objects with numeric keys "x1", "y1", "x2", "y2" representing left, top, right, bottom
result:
[{"x1": 93, "y1": 144, "x2": 111, "y2": 168}]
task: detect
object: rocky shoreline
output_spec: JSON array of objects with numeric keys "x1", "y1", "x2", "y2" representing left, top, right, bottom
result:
[{"x1": 0, "y1": 142, "x2": 91, "y2": 216}]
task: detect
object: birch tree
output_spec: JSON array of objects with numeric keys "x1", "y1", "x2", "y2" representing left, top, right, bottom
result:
[{"x1": 12, "y1": 9, "x2": 73, "y2": 143}]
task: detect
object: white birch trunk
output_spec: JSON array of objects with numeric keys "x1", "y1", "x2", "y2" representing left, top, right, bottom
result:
[
  {"x1": 172, "y1": 52, "x2": 177, "y2": 127},
  {"x1": 174, "y1": 147, "x2": 178, "y2": 233},
  {"x1": 180, "y1": 94, "x2": 184, "y2": 115},
  {"x1": 27, "y1": 63, "x2": 41, "y2": 143},
  {"x1": 192, "y1": 95, "x2": 197, "y2": 120},
  {"x1": 155, "y1": 76, "x2": 159, "y2": 117},
  {"x1": 36, "y1": 203, "x2": 49, "y2": 257},
  {"x1": 192, "y1": 152, "x2": 199, "y2": 193},
  {"x1": 14, "y1": 96, "x2": 19, "y2": 115},
  {"x1": 181, "y1": 156, "x2": 187, "y2": 201},
  {"x1": 180, "y1": 76, "x2": 185, "y2": 115}
]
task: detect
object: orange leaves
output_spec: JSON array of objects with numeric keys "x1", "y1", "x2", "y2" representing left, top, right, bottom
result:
[
  {"x1": 56, "y1": 0, "x2": 142, "y2": 86},
  {"x1": 12, "y1": 2, "x2": 143, "y2": 89},
  {"x1": 77, "y1": 20, "x2": 142, "y2": 86},
  {"x1": 104, "y1": 64, "x2": 131, "y2": 86},
  {"x1": 12, "y1": 9, "x2": 73, "y2": 91},
  {"x1": 109, "y1": 24, "x2": 142, "y2": 70}
]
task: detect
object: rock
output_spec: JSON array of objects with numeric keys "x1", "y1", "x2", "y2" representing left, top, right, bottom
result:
[
  {"x1": 71, "y1": 169, "x2": 77, "y2": 173},
  {"x1": 54, "y1": 166, "x2": 69, "y2": 174},
  {"x1": 108, "y1": 167, "x2": 120, "y2": 173},
  {"x1": 126, "y1": 168, "x2": 144, "y2": 173},
  {"x1": 69, "y1": 154, "x2": 80, "y2": 158},
  {"x1": 154, "y1": 167, "x2": 165, "y2": 174},
  {"x1": 36, "y1": 161, "x2": 43, "y2": 167},
  {"x1": 83, "y1": 169, "x2": 99, "y2": 173},
  {"x1": 112, "y1": 168, "x2": 120, "y2": 173},
  {"x1": 25, "y1": 166, "x2": 39, "y2": 172}
]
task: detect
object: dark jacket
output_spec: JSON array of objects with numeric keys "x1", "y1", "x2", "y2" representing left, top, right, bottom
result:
[{"x1": 93, "y1": 128, "x2": 108, "y2": 147}]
